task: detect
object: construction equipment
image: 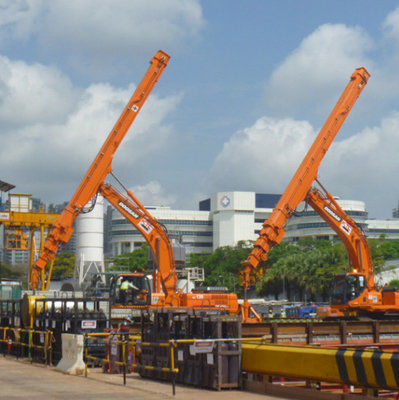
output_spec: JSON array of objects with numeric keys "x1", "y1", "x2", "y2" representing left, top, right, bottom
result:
[
  {"x1": 305, "y1": 186, "x2": 381, "y2": 316},
  {"x1": 30, "y1": 50, "x2": 238, "y2": 315},
  {"x1": 0, "y1": 195, "x2": 60, "y2": 279},
  {"x1": 241, "y1": 67, "x2": 370, "y2": 322},
  {"x1": 100, "y1": 182, "x2": 238, "y2": 314},
  {"x1": 30, "y1": 50, "x2": 170, "y2": 290}
]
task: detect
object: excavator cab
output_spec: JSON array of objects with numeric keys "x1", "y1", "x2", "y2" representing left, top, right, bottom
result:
[
  {"x1": 110, "y1": 273, "x2": 152, "y2": 307},
  {"x1": 331, "y1": 273, "x2": 366, "y2": 305}
]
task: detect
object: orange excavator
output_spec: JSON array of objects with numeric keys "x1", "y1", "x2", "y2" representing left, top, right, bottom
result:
[
  {"x1": 30, "y1": 50, "x2": 171, "y2": 291},
  {"x1": 305, "y1": 186, "x2": 383, "y2": 317},
  {"x1": 100, "y1": 181, "x2": 238, "y2": 313},
  {"x1": 30, "y1": 50, "x2": 239, "y2": 315},
  {"x1": 240, "y1": 67, "x2": 370, "y2": 322}
]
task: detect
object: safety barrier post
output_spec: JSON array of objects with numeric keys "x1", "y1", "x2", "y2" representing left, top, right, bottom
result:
[
  {"x1": 170, "y1": 340, "x2": 178, "y2": 396},
  {"x1": 104, "y1": 335, "x2": 110, "y2": 373},
  {"x1": 84, "y1": 334, "x2": 88, "y2": 377},
  {"x1": 29, "y1": 329, "x2": 32, "y2": 360},
  {"x1": 122, "y1": 338, "x2": 127, "y2": 386},
  {"x1": 15, "y1": 329, "x2": 20, "y2": 360},
  {"x1": 2, "y1": 327, "x2": 6, "y2": 357},
  {"x1": 45, "y1": 330, "x2": 53, "y2": 366},
  {"x1": 49, "y1": 331, "x2": 53, "y2": 366}
]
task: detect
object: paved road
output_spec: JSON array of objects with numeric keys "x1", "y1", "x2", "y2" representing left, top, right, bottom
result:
[{"x1": 0, "y1": 356, "x2": 282, "y2": 400}]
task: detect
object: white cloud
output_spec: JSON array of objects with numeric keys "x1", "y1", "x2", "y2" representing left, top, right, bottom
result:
[
  {"x1": 320, "y1": 113, "x2": 399, "y2": 216},
  {"x1": 382, "y1": 6, "x2": 399, "y2": 45},
  {"x1": 0, "y1": 0, "x2": 42, "y2": 42},
  {"x1": 207, "y1": 112, "x2": 399, "y2": 219},
  {"x1": 265, "y1": 23, "x2": 374, "y2": 118},
  {"x1": 0, "y1": 56, "x2": 182, "y2": 203},
  {"x1": 0, "y1": 0, "x2": 205, "y2": 78},
  {"x1": 40, "y1": 0, "x2": 204, "y2": 53},
  {"x1": 1, "y1": 0, "x2": 204, "y2": 48},
  {"x1": 208, "y1": 117, "x2": 317, "y2": 194},
  {"x1": 128, "y1": 181, "x2": 177, "y2": 207},
  {"x1": 0, "y1": 55, "x2": 79, "y2": 127}
]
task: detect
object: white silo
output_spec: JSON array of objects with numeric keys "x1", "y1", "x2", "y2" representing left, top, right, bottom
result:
[{"x1": 74, "y1": 194, "x2": 105, "y2": 287}]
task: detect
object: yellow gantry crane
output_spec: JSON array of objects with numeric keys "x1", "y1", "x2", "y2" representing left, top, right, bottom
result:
[{"x1": 0, "y1": 189, "x2": 60, "y2": 289}]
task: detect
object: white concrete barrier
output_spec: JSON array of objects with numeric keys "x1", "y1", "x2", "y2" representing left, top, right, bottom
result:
[{"x1": 56, "y1": 333, "x2": 86, "y2": 375}]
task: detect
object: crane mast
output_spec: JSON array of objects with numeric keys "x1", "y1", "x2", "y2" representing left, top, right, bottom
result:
[
  {"x1": 241, "y1": 67, "x2": 369, "y2": 321},
  {"x1": 31, "y1": 50, "x2": 170, "y2": 290}
]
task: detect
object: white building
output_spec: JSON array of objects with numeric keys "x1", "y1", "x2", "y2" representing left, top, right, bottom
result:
[
  {"x1": 3, "y1": 191, "x2": 399, "y2": 265},
  {"x1": 109, "y1": 207, "x2": 213, "y2": 256},
  {"x1": 108, "y1": 191, "x2": 399, "y2": 257},
  {"x1": 283, "y1": 199, "x2": 370, "y2": 242}
]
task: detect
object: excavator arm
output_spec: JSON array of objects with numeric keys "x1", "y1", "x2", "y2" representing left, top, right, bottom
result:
[
  {"x1": 241, "y1": 67, "x2": 369, "y2": 321},
  {"x1": 98, "y1": 182, "x2": 178, "y2": 299},
  {"x1": 307, "y1": 187, "x2": 384, "y2": 313},
  {"x1": 30, "y1": 50, "x2": 170, "y2": 290},
  {"x1": 306, "y1": 186, "x2": 375, "y2": 290}
]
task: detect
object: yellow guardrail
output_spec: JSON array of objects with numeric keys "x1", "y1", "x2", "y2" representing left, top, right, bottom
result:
[
  {"x1": 83, "y1": 333, "x2": 399, "y2": 395},
  {"x1": 0, "y1": 326, "x2": 53, "y2": 365},
  {"x1": 242, "y1": 342, "x2": 399, "y2": 392},
  {"x1": 83, "y1": 333, "x2": 254, "y2": 395},
  {"x1": 83, "y1": 332, "x2": 179, "y2": 393}
]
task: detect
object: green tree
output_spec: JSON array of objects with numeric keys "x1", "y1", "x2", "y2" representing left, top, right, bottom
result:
[
  {"x1": 257, "y1": 239, "x2": 348, "y2": 301},
  {"x1": 0, "y1": 262, "x2": 22, "y2": 280},
  {"x1": 388, "y1": 279, "x2": 399, "y2": 287},
  {"x1": 256, "y1": 242, "x2": 301, "y2": 300},
  {"x1": 52, "y1": 252, "x2": 75, "y2": 279},
  {"x1": 112, "y1": 243, "x2": 148, "y2": 272},
  {"x1": 299, "y1": 246, "x2": 347, "y2": 301},
  {"x1": 187, "y1": 240, "x2": 254, "y2": 295}
]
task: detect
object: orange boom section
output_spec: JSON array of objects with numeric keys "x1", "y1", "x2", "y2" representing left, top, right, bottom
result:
[
  {"x1": 31, "y1": 50, "x2": 170, "y2": 290},
  {"x1": 241, "y1": 67, "x2": 370, "y2": 322}
]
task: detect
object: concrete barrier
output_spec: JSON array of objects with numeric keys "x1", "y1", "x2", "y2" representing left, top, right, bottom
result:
[{"x1": 56, "y1": 333, "x2": 86, "y2": 375}]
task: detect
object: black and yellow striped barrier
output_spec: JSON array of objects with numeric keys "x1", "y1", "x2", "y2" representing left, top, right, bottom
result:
[{"x1": 242, "y1": 342, "x2": 399, "y2": 391}]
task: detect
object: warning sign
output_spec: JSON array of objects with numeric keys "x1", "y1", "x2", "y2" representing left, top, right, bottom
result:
[{"x1": 190, "y1": 340, "x2": 214, "y2": 355}]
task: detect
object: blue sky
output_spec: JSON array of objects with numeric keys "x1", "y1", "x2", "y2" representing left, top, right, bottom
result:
[{"x1": 1, "y1": 1, "x2": 399, "y2": 219}]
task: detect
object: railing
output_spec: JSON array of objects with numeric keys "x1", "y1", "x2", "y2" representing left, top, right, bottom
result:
[
  {"x1": 0, "y1": 327, "x2": 54, "y2": 365},
  {"x1": 242, "y1": 319, "x2": 399, "y2": 347},
  {"x1": 83, "y1": 331, "x2": 399, "y2": 397},
  {"x1": 83, "y1": 332, "x2": 248, "y2": 395},
  {"x1": 83, "y1": 332, "x2": 178, "y2": 394}
]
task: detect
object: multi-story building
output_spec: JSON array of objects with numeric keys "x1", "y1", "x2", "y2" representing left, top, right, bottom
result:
[
  {"x1": 392, "y1": 203, "x2": 399, "y2": 219},
  {"x1": 108, "y1": 206, "x2": 213, "y2": 256},
  {"x1": 108, "y1": 191, "x2": 399, "y2": 257},
  {"x1": 3, "y1": 191, "x2": 399, "y2": 265},
  {"x1": 283, "y1": 199, "x2": 370, "y2": 242}
]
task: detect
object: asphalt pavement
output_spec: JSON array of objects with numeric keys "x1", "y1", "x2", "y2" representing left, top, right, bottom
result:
[{"x1": 0, "y1": 356, "x2": 283, "y2": 400}]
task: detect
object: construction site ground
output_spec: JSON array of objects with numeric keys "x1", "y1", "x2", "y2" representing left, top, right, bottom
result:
[{"x1": 0, "y1": 356, "x2": 283, "y2": 400}]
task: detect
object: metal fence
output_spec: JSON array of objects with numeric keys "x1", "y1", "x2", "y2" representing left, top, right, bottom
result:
[
  {"x1": 83, "y1": 331, "x2": 250, "y2": 395},
  {"x1": 0, "y1": 326, "x2": 54, "y2": 365}
]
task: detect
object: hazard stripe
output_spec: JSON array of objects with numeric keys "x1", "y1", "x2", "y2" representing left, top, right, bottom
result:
[
  {"x1": 353, "y1": 349, "x2": 368, "y2": 386},
  {"x1": 390, "y1": 352, "x2": 399, "y2": 386},
  {"x1": 337, "y1": 348, "x2": 396, "y2": 390},
  {"x1": 371, "y1": 351, "x2": 386, "y2": 388},
  {"x1": 336, "y1": 348, "x2": 349, "y2": 383}
]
